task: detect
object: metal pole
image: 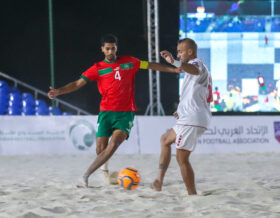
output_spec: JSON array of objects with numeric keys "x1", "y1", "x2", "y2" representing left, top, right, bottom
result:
[
  {"x1": 155, "y1": 0, "x2": 160, "y2": 115},
  {"x1": 147, "y1": 0, "x2": 153, "y2": 115},
  {"x1": 145, "y1": 0, "x2": 165, "y2": 115},
  {"x1": 48, "y1": 0, "x2": 55, "y2": 112}
]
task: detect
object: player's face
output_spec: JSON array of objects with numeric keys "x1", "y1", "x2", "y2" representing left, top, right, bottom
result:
[
  {"x1": 102, "y1": 43, "x2": 118, "y2": 62},
  {"x1": 177, "y1": 42, "x2": 192, "y2": 63}
]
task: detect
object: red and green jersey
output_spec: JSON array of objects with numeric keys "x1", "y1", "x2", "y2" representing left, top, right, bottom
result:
[{"x1": 81, "y1": 56, "x2": 148, "y2": 112}]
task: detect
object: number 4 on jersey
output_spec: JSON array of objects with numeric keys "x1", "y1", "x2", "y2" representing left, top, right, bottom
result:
[{"x1": 115, "y1": 71, "x2": 121, "y2": 80}]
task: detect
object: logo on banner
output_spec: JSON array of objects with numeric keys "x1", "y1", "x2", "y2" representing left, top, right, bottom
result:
[
  {"x1": 69, "y1": 120, "x2": 96, "y2": 151},
  {"x1": 273, "y1": 122, "x2": 280, "y2": 143}
]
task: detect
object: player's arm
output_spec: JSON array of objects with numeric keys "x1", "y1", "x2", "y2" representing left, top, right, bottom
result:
[
  {"x1": 160, "y1": 50, "x2": 199, "y2": 75},
  {"x1": 148, "y1": 62, "x2": 181, "y2": 73},
  {"x1": 139, "y1": 60, "x2": 180, "y2": 73},
  {"x1": 48, "y1": 78, "x2": 87, "y2": 99},
  {"x1": 179, "y1": 62, "x2": 199, "y2": 75}
]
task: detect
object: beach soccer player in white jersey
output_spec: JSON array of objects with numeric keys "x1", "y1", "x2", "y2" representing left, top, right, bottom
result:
[{"x1": 151, "y1": 38, "x2": 212, "y2": 195}]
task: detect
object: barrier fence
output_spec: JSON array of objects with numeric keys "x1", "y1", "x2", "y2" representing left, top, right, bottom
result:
[{"x1": 0, "y1": 116, "x2": 280, "y2": 155}]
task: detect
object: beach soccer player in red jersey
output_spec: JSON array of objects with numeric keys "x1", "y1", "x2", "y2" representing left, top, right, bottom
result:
[{"x1": 48, "y1": 34, "x2": 180, "y2": 187}]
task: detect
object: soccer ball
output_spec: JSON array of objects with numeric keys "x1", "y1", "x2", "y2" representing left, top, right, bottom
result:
[{"x1": 117, "y1": 167, "x2": 140, "y2": 190}]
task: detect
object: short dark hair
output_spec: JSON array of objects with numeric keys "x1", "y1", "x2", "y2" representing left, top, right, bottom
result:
[
  {"x1": 178, "y1": 38, "x2": 197, "y2": 55},
  {"x1": 101, "y1": 34, "x2": 118, "y2": 46}
]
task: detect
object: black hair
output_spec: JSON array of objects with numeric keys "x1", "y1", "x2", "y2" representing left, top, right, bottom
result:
[{"x1": 101, "y1": 34, "x2": 118, "y2": 46}]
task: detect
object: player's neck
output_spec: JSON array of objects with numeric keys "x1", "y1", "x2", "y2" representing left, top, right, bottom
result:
[
  {"x1": 104, "y1": 57, "x2": 118, "y2": 63},
  {"x1": 188, "y1": 55, "x2": 197, "y2": 62}
]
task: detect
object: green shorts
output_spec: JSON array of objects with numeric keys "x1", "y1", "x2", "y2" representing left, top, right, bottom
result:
[{"x1": 96, "y1": 111, "x2": 135, "y2": 138}]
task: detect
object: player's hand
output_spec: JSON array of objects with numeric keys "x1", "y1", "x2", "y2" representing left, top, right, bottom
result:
[
  {"x1": 48, "y1": 86, "x2": 60, "y2": 99},
  {"x1": 160, "y1": 50, "x2": 174, "y2": 64},
  {"x1": 173, "y1": 68, "x2": 182, "y2": 73},
  {"x1": 173, "y1": 111, "x2": 179, "y2": 119}
]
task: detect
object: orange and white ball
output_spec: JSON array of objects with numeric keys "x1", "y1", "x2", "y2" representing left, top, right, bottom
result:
[{"x1": 117, "y1": 167, "x2": 140, "y2": 190}]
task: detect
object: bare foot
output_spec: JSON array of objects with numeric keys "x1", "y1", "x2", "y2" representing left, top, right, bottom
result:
[
  {"x1": 76, "y1": 176, "x2": 88, "y2": 188},
  {"x1": 150, "y1": 179, "x2": 162, "y2": 191}
]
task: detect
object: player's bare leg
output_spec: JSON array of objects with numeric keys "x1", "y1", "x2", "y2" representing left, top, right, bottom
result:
[
  {"x1": 176, "y1": 149, "x2": 197, "y2": 195},
  {"x1": 77, "y1": 137, "x2": 109, "y2": 188},
  {"x1": 95, "y1": 137, "x2": 112, "y2": 183},
  {"x1": 82, "y1": 130, "x2": 127, "y2": 187},
  {"x1": 96, "y1": 137, "x2": 109, "y2": 155},
  {"x1": 96, "y1": 137, "x2": 109, "y2": 173},
  {"x1": 151, "y1": 129, "x2": 176, "y2": 191}
]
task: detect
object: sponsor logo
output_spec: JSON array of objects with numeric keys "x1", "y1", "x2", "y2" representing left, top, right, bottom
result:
[{"x1": 69, "y1": 120, "x2": 96, "y2": 151}]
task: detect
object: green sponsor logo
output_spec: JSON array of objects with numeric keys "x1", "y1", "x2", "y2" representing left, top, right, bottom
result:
[
  {"x1": 69, "y1": 120, "x2": 96, "y2": 151},
  {"x1": 120, "y1": 62, "x2": 133, "y2": 70}
]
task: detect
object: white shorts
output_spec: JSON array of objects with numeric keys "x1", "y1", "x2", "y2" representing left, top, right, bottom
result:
[{"x1": 172, "y1": 125, "x2": 206, "y2": 151}]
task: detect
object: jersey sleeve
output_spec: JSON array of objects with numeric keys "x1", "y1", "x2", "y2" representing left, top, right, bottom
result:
[
  {"x1": 127, "y1": 56, "x2": 140, "y2": 71},
  {"x1": 129, "y1": 56, "x2": 149, "y2": 72},
  {"x1": 188, "y1": 59, "x2": 204, "y2": 75},
  {"x1": 80, "y1": 64, "x2": 99, "y2": 82}
]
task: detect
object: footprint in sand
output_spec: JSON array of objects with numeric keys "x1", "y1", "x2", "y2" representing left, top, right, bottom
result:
[
  {"x1": 172, "y1": 206, "x2": 185, "y2": 211},
  {"x1": 201, "y1": 189, "x2": 225, "y2": 196},
  {"x1": 138, "y1": 194, "x2": 160, "y2": 199},
  {"x1": 92, "y1": 206, "x2": 108, "y2": 212},
  {"x1": 81, "y1": 195, "x2": 105, "y2": 200},
  {"x1": 236, "y1": 192, "x2": 255, "y2": 199},
  {"x1": 41, "y1": 206, "x2": 66, "y2": 214},
  {"x1": 19, "y1": 212, "x2": 43, "y2": 218},
  {"x1": 21, "y1": 189, "x2": 32, "y2": 193},
  {"x1": 0, "y1": 191, "x2": 9, "y2": 195}
]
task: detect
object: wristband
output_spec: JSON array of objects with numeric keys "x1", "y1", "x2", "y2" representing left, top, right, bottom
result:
[
  {"x1": 140, "y1": 60, "x2": 149, "y2": 69},
  {"x1": 172, "y1": 60, "x2": 182, "y2": 68}
]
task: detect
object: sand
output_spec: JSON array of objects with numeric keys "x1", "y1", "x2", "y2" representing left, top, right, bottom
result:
[{"x1": 0, "y1": 152, "x2": 280, "y2": 218}]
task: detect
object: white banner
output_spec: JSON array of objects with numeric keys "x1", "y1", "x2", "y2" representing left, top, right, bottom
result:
[
  {"x1": 197, "y1": 116, "x2": 280, "y2": 153},
  {"x1": 0, "y1": 116, "x2": 98, "y2": 154},
  {"x1": 0, "y1": 116, "x2": 280, "y2": 155}
]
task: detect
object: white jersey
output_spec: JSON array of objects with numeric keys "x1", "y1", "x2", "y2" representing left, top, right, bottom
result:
[{"x1": 177, "y1": 58, "x2": 212, "y2": 128}]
